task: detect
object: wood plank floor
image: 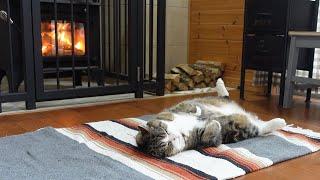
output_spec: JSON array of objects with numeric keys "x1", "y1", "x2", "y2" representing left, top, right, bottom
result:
[{"x1": 0, "y1": 91, "x2": 319, "y2": 179}]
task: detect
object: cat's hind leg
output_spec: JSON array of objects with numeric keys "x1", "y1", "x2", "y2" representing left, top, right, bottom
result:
[
  {"x1": 259, "y1": 118, "x2": 287, "y2": 135},
  {"x1": 216, "y1": 78, "x2": 229, "y2": 98}
]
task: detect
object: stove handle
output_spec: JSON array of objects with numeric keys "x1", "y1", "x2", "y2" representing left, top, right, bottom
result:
[{"x1": 0, "y1": 10, "x2": 14, "y2": 24}]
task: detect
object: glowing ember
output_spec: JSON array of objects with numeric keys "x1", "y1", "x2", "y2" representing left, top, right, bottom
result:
[{"x1": 41, "y1": 21, "x2": 86, "y2": 56}]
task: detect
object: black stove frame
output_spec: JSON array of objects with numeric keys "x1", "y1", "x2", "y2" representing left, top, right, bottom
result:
[{"x1": 0, "y1": 0, "x2": 166, "y2": 112}]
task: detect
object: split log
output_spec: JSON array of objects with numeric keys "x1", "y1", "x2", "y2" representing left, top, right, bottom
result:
[
  {"x1": 165, "y1": 80, "x2": 172, "y2": 91},
  {"x1": 171, "y1": 67, "x2": 183, "y2": 74},
  {"x1": 208, "y1": 81, "x2": 216, "y2": 88},
  {"x1": 176, "y1": 83, "x2": 189, "y2": 91},
  {"x1": 171, "y1": 67, "x2": 191, "y2": 82},
  {"x1": 204, "y1": 77, "x2": 211, "y2": 84},
  {"x1": 195, "y1": 82, "x2": 207, "y2": 89},
  {"x1": 191, "y1": 64, "x2": 222, "y2": 79},
  {"x1": 192, "y1": 70, "x2": 205, "y2": 83},
  {"x1": 165, "y1": 73, "x2": 180, "y2": 84},
  {"x1": 176, "y1": 64, "x2": 197, "y2": 76},
  {"x1": 165, "y1": 89, "x2": 171, "y2": 94},
  {"x1": 187, "y1": 80, "x2": 195, "y2": 89},
  {"x1": 195, "y1": 60, "x2": 226, "y2": 71},
  {"x1": 166, "y1": 61, "x2": 225, "y2": 93}
]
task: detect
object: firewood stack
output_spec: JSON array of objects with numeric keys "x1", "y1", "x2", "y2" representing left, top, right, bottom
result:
[{"x1": 165, "y1": 61, "x2": 225, "y2": 93}]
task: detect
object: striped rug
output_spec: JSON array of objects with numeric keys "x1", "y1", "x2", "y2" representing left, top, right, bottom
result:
[{"x1": 56, "y1": 117, "x2": 320, "y2": 180}]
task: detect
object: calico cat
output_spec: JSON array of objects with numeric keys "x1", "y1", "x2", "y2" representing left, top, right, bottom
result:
[{"x1": 136, "y1": 78, "x2": 287, "y2": 158}]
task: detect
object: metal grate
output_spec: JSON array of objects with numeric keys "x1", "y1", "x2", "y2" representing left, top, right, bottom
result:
[{"x1": 0, "y1": 0, "x2": 166, "y2": 112}]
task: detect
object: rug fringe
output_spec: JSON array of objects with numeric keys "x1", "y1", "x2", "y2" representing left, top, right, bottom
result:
[{"x1": 282, "y1": 126, "x2": 320, "y2": 139}]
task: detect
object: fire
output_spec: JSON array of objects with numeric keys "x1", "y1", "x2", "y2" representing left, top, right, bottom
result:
[
  {"x1": 41, "y1": 21, "x2": 86, "y2": 56},
  {"x1": 75, "y1": 41, "x2": 83, "y2": 51}
]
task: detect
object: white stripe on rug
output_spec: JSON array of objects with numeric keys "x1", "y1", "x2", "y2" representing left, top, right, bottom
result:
[
  {"x1": 88, "y1": 121, "x2": 139, "y2": 146},
  {"x1": 282, "y1": 126, "x2": 320, "y2": 140},
  {"x1": 168, "y1": 150, "x2": 246, "y2": 179}
]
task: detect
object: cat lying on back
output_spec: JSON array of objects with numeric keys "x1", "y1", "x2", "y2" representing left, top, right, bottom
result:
[{"x1": 136, "y1": 78, "x2": 287, "y2": 158}]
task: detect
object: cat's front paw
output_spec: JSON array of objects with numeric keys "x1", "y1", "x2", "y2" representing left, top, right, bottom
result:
[
  {"x1": 201, "y1": 120, "x2": 222, "y2": 147},
  {"x1": 157, "y1": 112, "x2": 175, "y2": 121},
  {"x1": 147, "y1": 119, "x2": 168, "y2": 129},
  {"x1": 172, "y1": 103, "x2": 197, "y2": 114}
]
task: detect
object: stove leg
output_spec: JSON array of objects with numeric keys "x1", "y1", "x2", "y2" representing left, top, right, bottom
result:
[{"x1": 75, "y1": 71, "x2": 82, "y2": 86}]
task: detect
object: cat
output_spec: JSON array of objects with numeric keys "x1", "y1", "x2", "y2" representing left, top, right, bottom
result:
[{"x1": 136, "y1": 78, "x2": 287, "y2": 158}]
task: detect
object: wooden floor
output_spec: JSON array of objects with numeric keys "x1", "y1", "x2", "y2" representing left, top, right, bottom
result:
[{"x1": 0, "y1": 91, "x2": 319, "y2": 179}]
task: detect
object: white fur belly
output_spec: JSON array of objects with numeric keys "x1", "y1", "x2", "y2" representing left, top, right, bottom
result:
[
  {"x1": 205, "y1": 103, "x2": 246, "y2": 116},
  {"x1": 161, "y1": 114, "x2": 204, "y2": 136}
]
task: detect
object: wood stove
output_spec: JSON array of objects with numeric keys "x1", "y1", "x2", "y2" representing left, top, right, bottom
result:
[
  {"x1": 0, "y1": 0, "x2": 166, "y2": 113},
  {"x1": 39, "y1": 0, "x2": 101, "y2": 85}
]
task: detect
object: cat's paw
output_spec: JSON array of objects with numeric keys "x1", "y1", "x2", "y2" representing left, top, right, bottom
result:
[
  {"x1": 201, "y1": 120, "x2": 222, "y2": 147},
  {"x1": 202, "y1": 121, "x2": 221, "y2": 138},
  {"x1": 216, "y1": 78, "x2": 229, "y2": 97},
  {"x1": 157, "y1": 112, "x2": 175, "y2": 121},
  {"x1": 216, "y1": 78, "x2": 225, "y2": 85},
  {"x1": 209, "y1": 120, "x2": 222, "y2": 132},
  {"x1": 270, "y1": 118, "x2": 287, "y2": 129},
  {"x1": 147, "y1": 119, "x2": 168, "y2": 129},
  {"x1": 172, "y1": 103, "x2": 197, "y2": 114}
]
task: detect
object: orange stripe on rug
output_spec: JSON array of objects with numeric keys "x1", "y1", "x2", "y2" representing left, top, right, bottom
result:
[
  {"x1": 279, "y1": 130, "x2": 320, "y2": 149},
  {"x1": 67, "y1": 125, "x2": 209, "y2": 180},
  {"x1": 202, "y1": 147, "x2": 263, "y2": 172}
]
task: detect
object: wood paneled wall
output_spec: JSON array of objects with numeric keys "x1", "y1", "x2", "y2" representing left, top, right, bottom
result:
[{"x1": 188, "y1": 0, "x2": 265, "y2": 93}]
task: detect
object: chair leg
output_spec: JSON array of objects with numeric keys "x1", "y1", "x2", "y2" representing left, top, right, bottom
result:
[
  {"x1": 283, "y1": 37, "x2": 300, "y2": 108},
  {"x1": 240, "y1": 67, "x2": 246, "y2": 100},
  {"x1": 306, "y1": 69, "x2": 313, "y2": 103},
  {"x1": 279, "y1": 72, "x2": 286, "y2": 106},
  {"x1": 267, "y1": 71, "x2": 273, "y2": 97}
]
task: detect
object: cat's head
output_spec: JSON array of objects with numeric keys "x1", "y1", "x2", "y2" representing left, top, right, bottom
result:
[{"x1": 136, "y1": 123, "x2": 181, "y2": 158}]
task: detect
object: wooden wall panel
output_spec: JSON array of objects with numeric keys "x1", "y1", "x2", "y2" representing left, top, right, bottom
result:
[{"x1": 189, "y1": 0, "x2": 266, "y2": 94}]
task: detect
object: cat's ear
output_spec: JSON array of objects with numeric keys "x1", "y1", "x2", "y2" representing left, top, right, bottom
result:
[{"x1": 138, "y1": 124, "x2": 150, "y2": 135}]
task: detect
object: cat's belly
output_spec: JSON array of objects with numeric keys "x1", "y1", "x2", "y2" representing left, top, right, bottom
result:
[
  {"x1": 204, "y1": 103, "x2": 246, "y2": 116},
  {"x1": 161, "y1": 113, "x2": 204, "y2": 137}
]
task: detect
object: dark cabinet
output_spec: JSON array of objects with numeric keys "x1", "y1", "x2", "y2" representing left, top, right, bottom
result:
[
  {"x1": 245, "y1": 34, "x2": 285, "y2": 72},
  {"x1": 240, "y1": 0, "x2": 319, "y2": 105}
]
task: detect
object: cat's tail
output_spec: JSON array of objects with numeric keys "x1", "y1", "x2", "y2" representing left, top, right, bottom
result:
[{"x1": 216, "y1": 78, "x2": 229, "y2": 99}]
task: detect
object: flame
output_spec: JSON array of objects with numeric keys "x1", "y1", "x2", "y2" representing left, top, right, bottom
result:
[
  {"x1": 41, "y1": 21, "x2": 86, "y2": 56},
  {"x1": 75, "y1": 41, "x2": 84, "y2": 50}
]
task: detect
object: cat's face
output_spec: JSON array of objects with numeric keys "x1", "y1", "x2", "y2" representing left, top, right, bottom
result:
[{"x1": 136, "y1": 123, "x2": 183, "y2": 158}]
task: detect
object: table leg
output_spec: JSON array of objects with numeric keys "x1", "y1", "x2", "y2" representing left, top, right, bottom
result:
[{"x1": 283, "y1": 37, "x2": 300, "y2": 108}]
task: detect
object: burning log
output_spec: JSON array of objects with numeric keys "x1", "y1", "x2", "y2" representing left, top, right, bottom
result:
[{"x1": 41, "y1": 21, "x2": 86, "y2": 56}]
